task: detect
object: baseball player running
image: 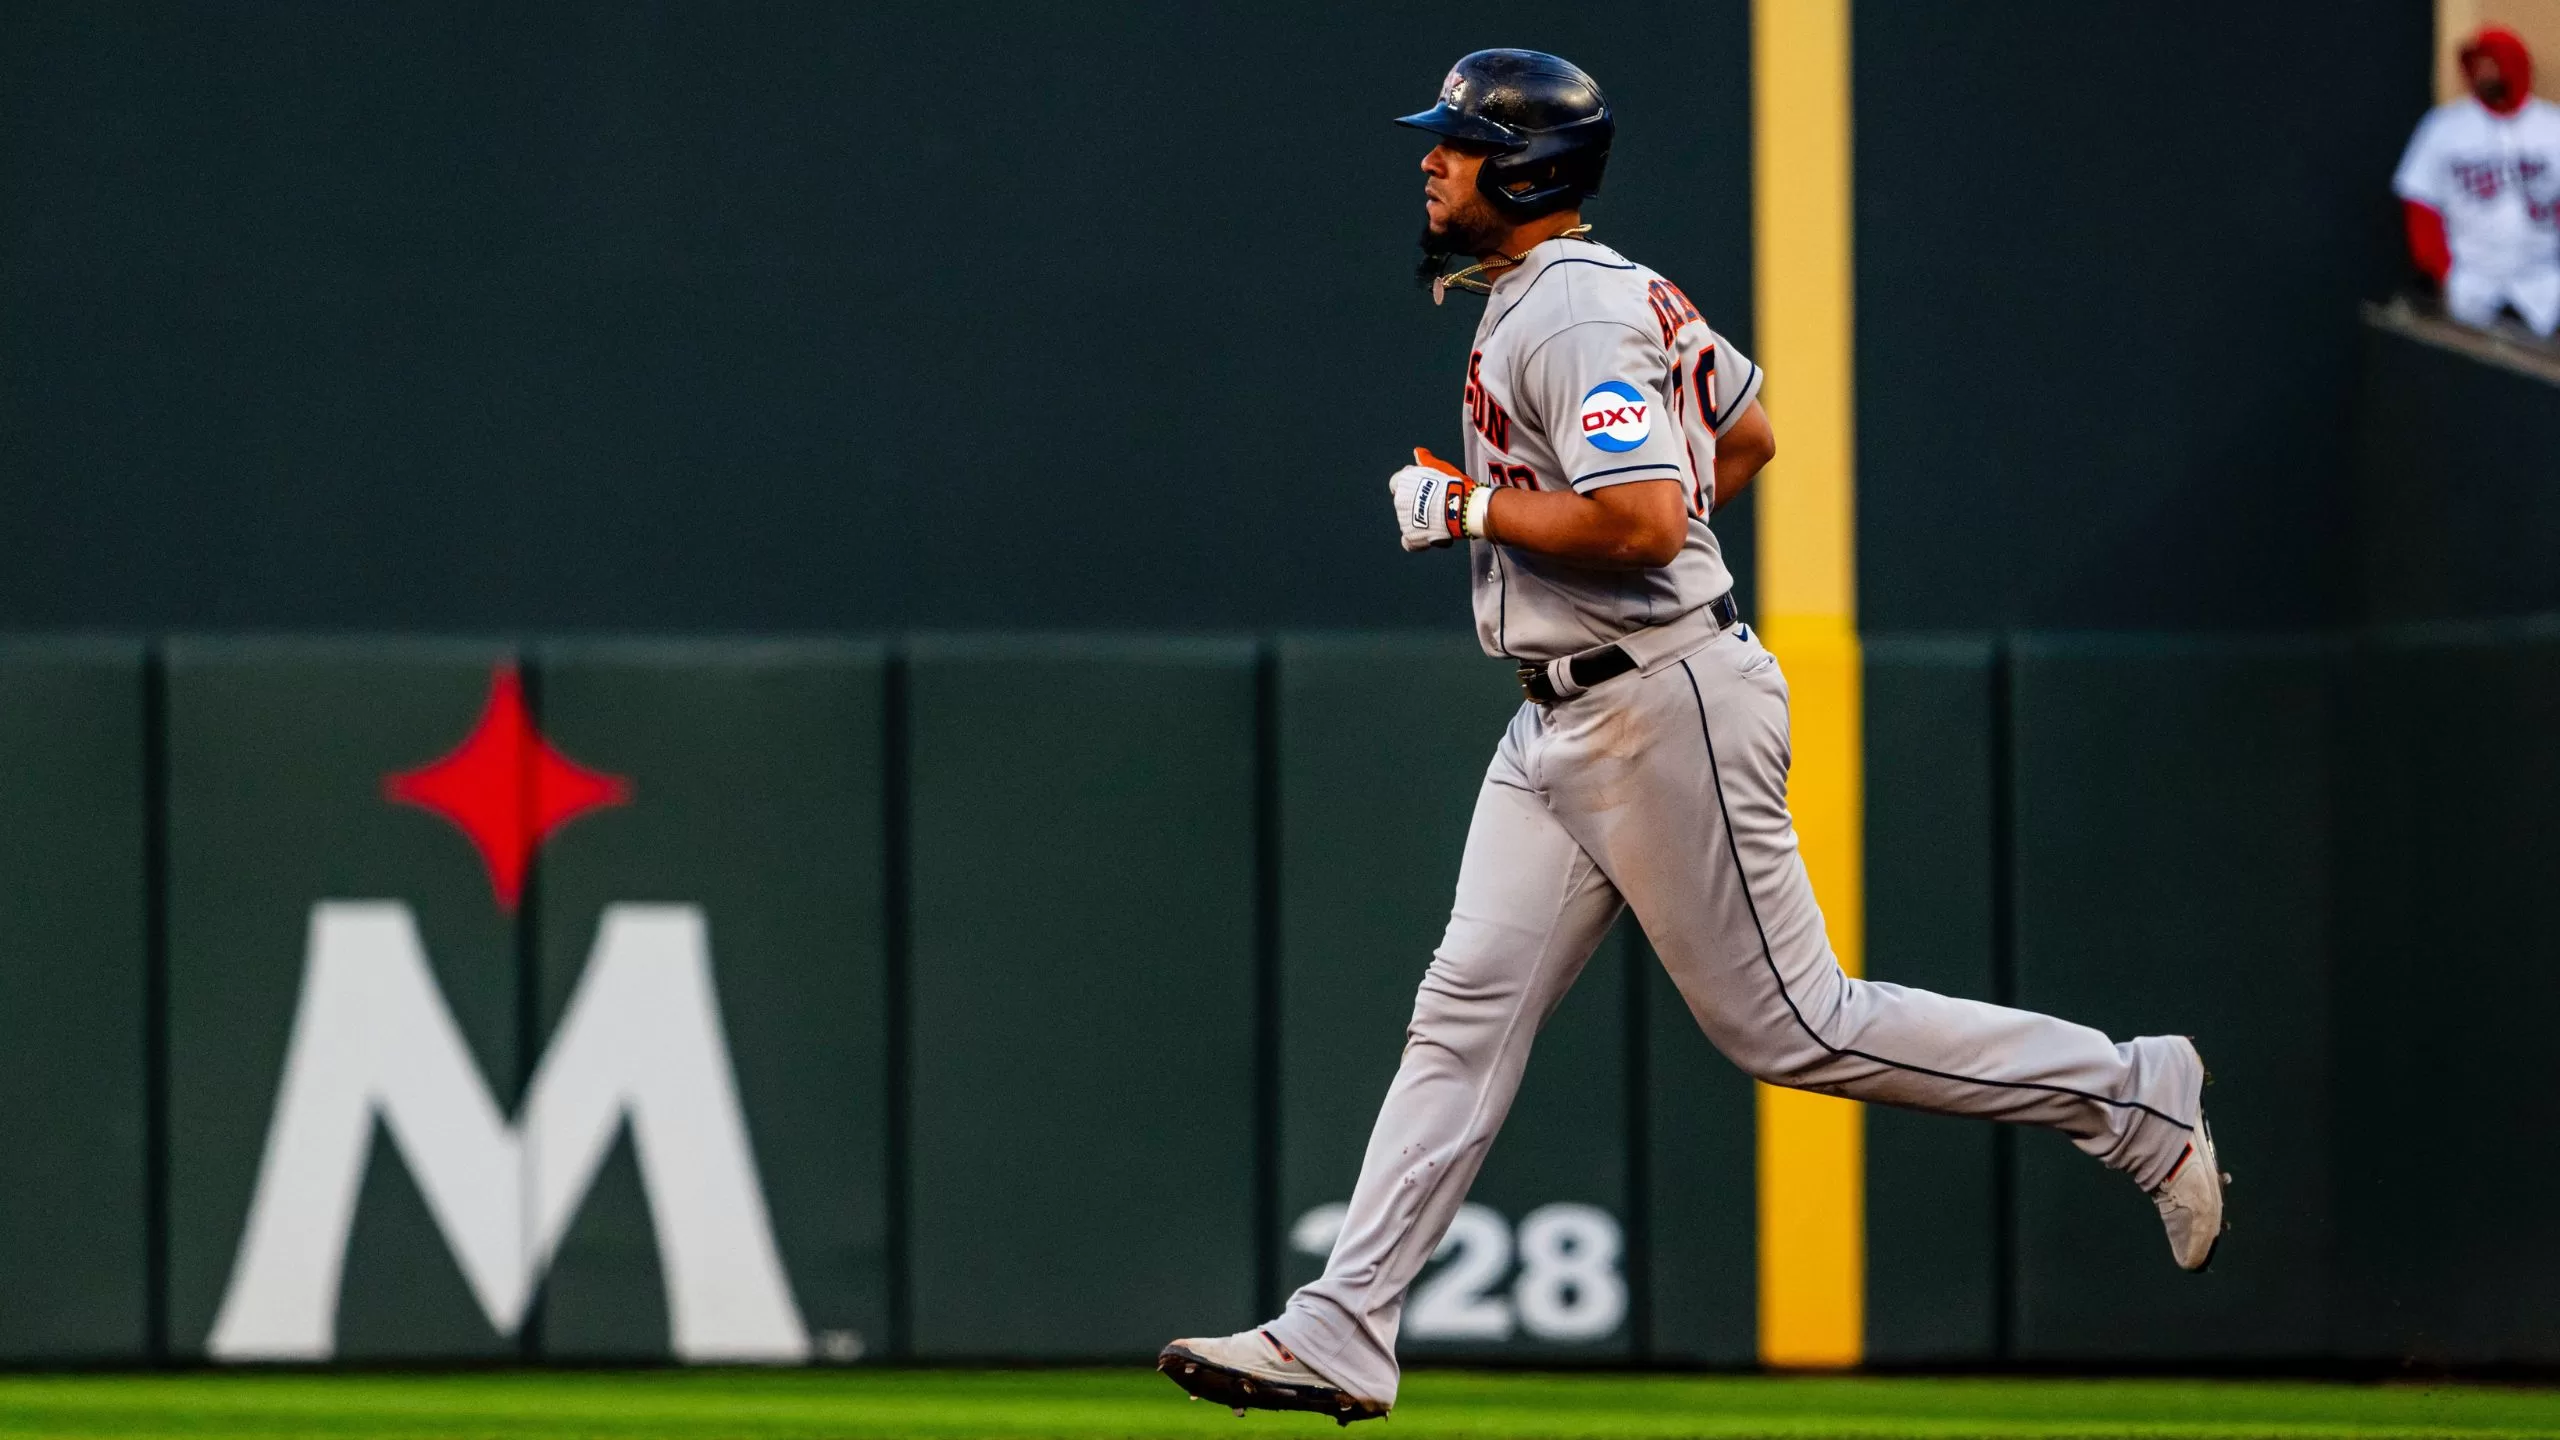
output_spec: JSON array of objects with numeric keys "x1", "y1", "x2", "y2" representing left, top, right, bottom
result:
[{"x1": 1161, "y1": 50, "x2": 2227, "y2": 1426}]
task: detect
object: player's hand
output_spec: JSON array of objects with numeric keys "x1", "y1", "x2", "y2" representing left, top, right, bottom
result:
[
  {"x1": 1389, "y1": 447, "x2": 1486, "y2": 552},
  {"x1": 1389, "y1": 464, "x2": 1462, "y2": 551}
]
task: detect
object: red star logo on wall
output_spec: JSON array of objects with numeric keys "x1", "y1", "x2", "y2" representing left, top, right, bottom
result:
[{"x1": 384, "y1": 665, "x2": 632, "y2": 911}]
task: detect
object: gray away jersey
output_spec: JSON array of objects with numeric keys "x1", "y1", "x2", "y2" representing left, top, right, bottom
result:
[{"x1": 1457, "y1": 235, "x2": 1762, "y2": 661}]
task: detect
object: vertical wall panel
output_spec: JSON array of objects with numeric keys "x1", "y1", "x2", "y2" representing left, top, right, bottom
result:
[
  {"x1": 2007, "y1": 636, "x2": 2332, "y2": 1359},
  {"x1": 164, "y1": 641, "x2": 518, "y2": 1360},
  {"x1": 1641, "y1": 936, "x2": 1758, "y2": 1365},
  {"x1": 905, "y1": 639, "x2": 1257, "y2": 1358},
  {"x1": 1275, "y1": 639, "x2": 1639, "y2": 1362},
  {"x1": 0, "y1": 641, "x2": 147, "y2": 1359},
  {"x1": 1861, "y1": 638, "x2": 2001, "y2": 1361},
  {"x1": 2331, "y1": 623, "x2": 2560, "y2": 1361},
  {"x1": 531, "y1": 641, "x2": 887, "y2": 1362}
]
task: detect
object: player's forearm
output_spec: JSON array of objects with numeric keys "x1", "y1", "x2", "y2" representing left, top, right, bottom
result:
[
  {"x1": 1709, "y1": 400, "x2": 1774, "y2": 514},
  {"x1": 1485, "y1": 480, "x2": 1686, "y2": 569}
]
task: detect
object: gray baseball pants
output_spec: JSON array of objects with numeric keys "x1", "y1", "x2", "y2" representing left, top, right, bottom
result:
[{"x1": 1264, "y1": 622, "x2": 2203, "y2": 1407}]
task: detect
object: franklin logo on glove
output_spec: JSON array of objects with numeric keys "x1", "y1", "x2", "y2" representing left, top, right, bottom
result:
[{"x1": 1389, "y1": 447, "x2": 1486, "y2": 551}]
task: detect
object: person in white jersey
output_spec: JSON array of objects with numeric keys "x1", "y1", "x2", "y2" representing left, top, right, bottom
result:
[
  {"x1": 2397, "y1": 26, "x2": 2560, "y2": 336},
  {"x1": 1159, "y1": 50, "x2": 2229, "y2": 1426}
]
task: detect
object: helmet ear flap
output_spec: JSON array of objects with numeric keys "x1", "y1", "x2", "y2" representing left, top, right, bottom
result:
[
  {"x1": 1480, "y1": 164, "x2": 1559, "y2": 217},
  {"x1": 1474, "y1": 112, "x2": 1613, "y2": 218}
]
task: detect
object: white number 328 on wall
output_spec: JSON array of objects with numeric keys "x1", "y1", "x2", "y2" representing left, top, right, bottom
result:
[{"x1": 1288, "y1": 1201, "x2": 1627, "y2": 1342}]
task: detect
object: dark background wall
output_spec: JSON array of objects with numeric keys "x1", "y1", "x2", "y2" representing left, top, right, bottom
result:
[
  {"x1": 0, "y1": 1, "x2": 1749, "y2": 633},
  {"x1": 0, "y1": 3, "x2": 2462, "y2": 637},
  {"x1": 5, "y1": 1, "x2": 2451, "y2": 638},
  {"x1": 1854, "y1": 1, "x2": 2433, "y2": 632},
  {"x1": 2351, "y1": 320, "x2": 2560, "y2": 624}
]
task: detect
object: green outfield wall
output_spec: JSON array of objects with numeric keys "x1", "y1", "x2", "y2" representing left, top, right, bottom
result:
[
  {"x1": 0, "y1": 641, "x2": 149, "y2": 1360},
  {"x1": 0, "y1": 626, "x2": 2552, "y2": 1367}
]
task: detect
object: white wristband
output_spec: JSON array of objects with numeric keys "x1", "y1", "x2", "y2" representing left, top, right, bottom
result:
[{"x1": 1462, "y1": 483, "x2": 1496, "y2": 540}]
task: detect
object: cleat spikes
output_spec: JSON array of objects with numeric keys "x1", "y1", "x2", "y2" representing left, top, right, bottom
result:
[{"x1": 1157, "y1": 1336, "x2": 1389, "y2": 1425}]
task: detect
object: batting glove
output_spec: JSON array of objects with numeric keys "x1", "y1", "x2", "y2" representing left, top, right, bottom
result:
[{"x1": 1389, "y1": 447, "x2": 1494, "y2": 551}]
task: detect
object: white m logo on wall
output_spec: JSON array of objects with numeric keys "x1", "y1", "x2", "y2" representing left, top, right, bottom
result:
[{"x1": 208, "y1": 901, "x2": 810, "y2": 1362}]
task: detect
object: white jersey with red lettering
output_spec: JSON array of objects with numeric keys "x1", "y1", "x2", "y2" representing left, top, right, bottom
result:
[
  {"x1": 2394, "y1": 94, "x2": 2560, "y2": 333},
  {"x1": 1456, "y1": 234, "x2": 1761, "y2": 661}
]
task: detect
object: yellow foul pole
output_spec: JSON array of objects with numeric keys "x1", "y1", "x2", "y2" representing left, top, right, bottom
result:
[{"x1": 1750, "y1": 0, "x2": 1864, "y2": 1369}]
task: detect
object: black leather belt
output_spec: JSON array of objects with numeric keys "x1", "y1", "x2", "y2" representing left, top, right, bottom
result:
[{"x1": 1517, "y1": 591, "x2": 1741, "y2": 706}]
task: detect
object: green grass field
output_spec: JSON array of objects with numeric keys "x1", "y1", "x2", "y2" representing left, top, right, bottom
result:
[{"x1": 1, "y1": 1370, "x2": 2555, "y2": 1440}]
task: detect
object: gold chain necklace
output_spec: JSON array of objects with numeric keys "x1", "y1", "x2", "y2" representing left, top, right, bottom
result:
[{"x1": 1432, "y1": 224, "x2": 1595, "y2": 306}]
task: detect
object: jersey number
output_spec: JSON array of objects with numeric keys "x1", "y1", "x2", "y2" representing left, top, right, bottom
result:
[{"x1": 1666, "y1": 347, "x2": 1720, "y2": 516}]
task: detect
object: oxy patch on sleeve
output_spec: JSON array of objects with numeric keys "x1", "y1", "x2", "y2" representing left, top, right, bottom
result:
[{"x1": 1578, "y1": 381, "x2": 1652, "y2": 452}]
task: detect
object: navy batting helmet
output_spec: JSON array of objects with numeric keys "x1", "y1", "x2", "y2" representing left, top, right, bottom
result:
[{"x1": 1395, "y1": 49, "x2": 1614, "y2": 219}]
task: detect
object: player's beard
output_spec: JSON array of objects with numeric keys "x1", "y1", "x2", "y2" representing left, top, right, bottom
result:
[{"x1": 1416, "y1": 205, "x2": 1507, "y2": 291}]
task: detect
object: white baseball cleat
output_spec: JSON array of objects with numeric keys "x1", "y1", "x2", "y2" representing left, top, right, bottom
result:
[
  {"x1": 1157, "y1": 1329, "x2": 1388, "y2": 1426},
  {"x1": 2151, "y1": 1043, "x2": 2229, "y2": 1271}
]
